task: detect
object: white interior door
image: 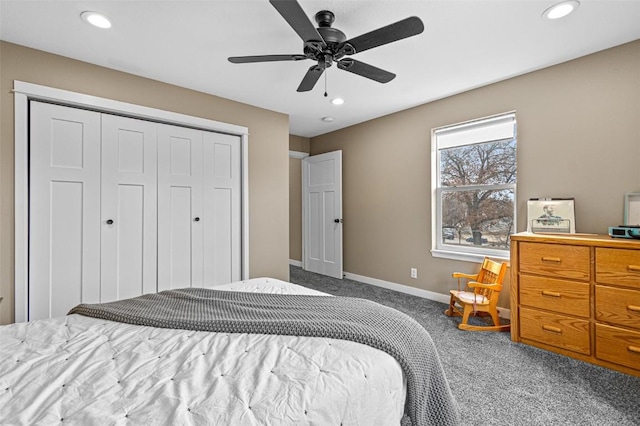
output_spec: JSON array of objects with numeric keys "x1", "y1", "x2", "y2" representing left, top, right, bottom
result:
[
  {"x1": 157, "y1": 124, "x2": 204, "y2": 290},
  {"x1": 29, "y1": 102, "x2": 101, "y2": 320},
  {"x1": 303, "y1": 150, "x2": 343, "y2": 279},
  {"x1": 101, "y1": 114, "x2": 158, "y2": 302},
  {"x1": 202, "y1": 132, "x2": 242, "y2": 285}
]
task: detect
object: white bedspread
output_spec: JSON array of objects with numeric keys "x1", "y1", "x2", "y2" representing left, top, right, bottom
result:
[{"x1": 0, "y1": 278, "x2": 406, "y2": 425}]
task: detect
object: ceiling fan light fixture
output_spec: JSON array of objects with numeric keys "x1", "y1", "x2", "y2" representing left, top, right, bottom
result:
[
  {"x1": 330, "y1": 98, "x2": 344, "y2": 105},
  {"x1": 542, "y1": 1, "x2": 580, "y2": 20},
  {"x1": 81, "y1": 11, "x2": 112, "y2": 29},
  {"x1": 321, "y1": 116, "x2": 335, "y2": 122}
]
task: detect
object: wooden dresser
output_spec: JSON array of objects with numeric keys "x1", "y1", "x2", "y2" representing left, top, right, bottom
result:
[{"x1": 510, "y1": 233, "x2": 640, "y2": 377}]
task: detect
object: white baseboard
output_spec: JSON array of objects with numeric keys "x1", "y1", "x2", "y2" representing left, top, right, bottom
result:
[
  {"x1": 343, "y1": 271, "x2": 511, "y2": 320},
  {"x1": 288, "y1": 264, "x2": 511, "y2": 319},
  {"x1": 343, "y1": 271, "x2": 450, "y2": 304}
]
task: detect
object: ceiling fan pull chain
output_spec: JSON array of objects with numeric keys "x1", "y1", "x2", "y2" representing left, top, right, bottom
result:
[{"x1": 324, "y1": 70, "x2": 328, "y2": 97}]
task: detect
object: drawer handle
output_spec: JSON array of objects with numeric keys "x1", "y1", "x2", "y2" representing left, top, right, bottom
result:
[
  {"x1": 542, "y1": 325, "x2": 562, "y2": 334},
  {"x1": 627, "y1": 265, "x2": 640, "y2": 273},
  {"x1": 542, "y1": 290, "x2": 561, "y2": 298},
  {"x1": 628, "y1": 346, "x2": 640, "y2": 355},
  {"x1": 541, "y1": 256, "x2": 561, "y2": 263},
  {"x1": 628, "y1": 305, "x2": 640, "y2": 313}
]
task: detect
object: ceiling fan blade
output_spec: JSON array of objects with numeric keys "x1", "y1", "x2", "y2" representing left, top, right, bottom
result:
[
  {"x1": 228, "y1": 54, "x2": 307, "y2": 64},
  {"x1": 297, "y1": 65, "x2": 324, "y2": 92},
  {"x1": 342, "y1": 16, "x2": 424, "y2": 54},
  {"x1": 337, "y1": 59, "x2": 395, "y2": 83},
  {"x1": 270, "y1": 0, "x2": 324, "y2": 44}
]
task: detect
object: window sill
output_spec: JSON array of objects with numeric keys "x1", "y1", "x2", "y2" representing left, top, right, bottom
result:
[{"x1": 431, "y1": 248, "x2": 510, "y2": 263}]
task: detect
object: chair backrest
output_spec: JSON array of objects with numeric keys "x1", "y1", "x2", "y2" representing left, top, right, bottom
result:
[{"x1": 474, "y1": 257, "x2": 508, "y2": 300}]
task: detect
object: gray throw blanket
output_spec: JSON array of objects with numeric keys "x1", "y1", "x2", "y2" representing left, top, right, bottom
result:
[{"x1": 69, "y1": 288, "x2": 460, "y2": 426}]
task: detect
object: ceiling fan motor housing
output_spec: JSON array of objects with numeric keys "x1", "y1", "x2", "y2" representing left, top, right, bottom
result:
[
  {"x1": 305, "y1": 10, "x2": 350, "y2": 67},
  {"x1": 314, "y1": 10, "x2": 346, "y2": 43}
]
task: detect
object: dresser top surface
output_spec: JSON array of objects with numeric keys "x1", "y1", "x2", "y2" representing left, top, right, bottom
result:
[{"x1": 511, "y1": 232, "x2": 640, "y2": 249}]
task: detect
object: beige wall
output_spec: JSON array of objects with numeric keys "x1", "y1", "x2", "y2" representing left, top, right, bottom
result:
[
  {"x1": 289, "y1": 157, "x2": 303, "y2": 262},
  {"x1": 0, "y1": 41, "x2": 290, "y2": 324},
  {"x1": 309, "y1": 40, "x2": 640, "y2": 308},
  {"x1": 288, "y1": 135, "x2": 309, "y2": 262},
  {"x1": 289, "y1": 134, "x2": 310, "y2": 153}
]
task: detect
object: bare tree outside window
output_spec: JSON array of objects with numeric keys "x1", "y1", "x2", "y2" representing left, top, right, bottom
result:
[{"x1": 438, "y1": 137, "x2": 516, "y2": 251}]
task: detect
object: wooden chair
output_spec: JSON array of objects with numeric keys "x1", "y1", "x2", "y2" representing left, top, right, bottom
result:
[{"x1": 444, "y1": 257, "x2": 510, "y2": 331}]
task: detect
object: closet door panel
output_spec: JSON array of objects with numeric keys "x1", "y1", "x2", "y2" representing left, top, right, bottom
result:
[
  {"x1": 203, "y1": 132, "x2": 242, "y2": 285},
  {"x1": 29, "y1": 102, "x2": 101, "y2": 320},
  {"x1": 158, "y1": 124, "x2": 203, "y2": 290},
  {"x1": 101, "y1": 115, "x2": 158, "y2": 302},
  {"x1": 168, "y1": 186, "x2": 195, "y2": 285},
  {"x1": 207, "y1": 188, "x2": 232, "y2": 284},
  {"x1": 49, "y1": 182, "x2": 84, "y2": 317}
]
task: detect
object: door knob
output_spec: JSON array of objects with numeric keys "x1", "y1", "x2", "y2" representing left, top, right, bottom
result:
[
  {"x1": 106, "y1": 219, "x2": 114, "y2": 225},
  {"x1": 334, "y1": 218, "x2": 342, "y2": 223},
  {"x1": 194, "y1": 217, "x2": 200, "y2": 222}
]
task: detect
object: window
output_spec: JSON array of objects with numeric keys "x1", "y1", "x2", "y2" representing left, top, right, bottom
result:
[{"x1": 431, "y1": 112, "x2": 517, "y2": 261}]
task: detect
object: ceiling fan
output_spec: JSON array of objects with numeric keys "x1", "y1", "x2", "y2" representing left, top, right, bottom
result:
[{"x1": 228, "y1": 0, "x2": 424, "y2": 93}]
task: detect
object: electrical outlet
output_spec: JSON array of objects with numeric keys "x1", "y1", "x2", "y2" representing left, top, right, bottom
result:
[{"x1": 410, "y1": 268, "x2": 418, "y2": 279}]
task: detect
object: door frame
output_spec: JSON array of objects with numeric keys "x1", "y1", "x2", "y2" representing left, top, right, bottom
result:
[{"x1": 14, "y1": 80, "x2": 250, "y2": 323}]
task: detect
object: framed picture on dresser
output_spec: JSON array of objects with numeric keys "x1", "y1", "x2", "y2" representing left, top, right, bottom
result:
[
  {"x1": 527, "y1": 198, "x2": 576, "y2": 234},
  {"x1": 624, "y1": 193, "x2": 640, "y2": 226}
]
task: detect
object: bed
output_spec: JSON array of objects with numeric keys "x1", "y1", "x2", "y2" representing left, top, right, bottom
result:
[{"x1": 0, "y1": 278, "x2": 459, "y2": 425}]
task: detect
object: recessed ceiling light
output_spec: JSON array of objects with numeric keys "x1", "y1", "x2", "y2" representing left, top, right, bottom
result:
[
  {"x1": 81, "y1": 11, "x2": 112, "y2": 29},
  {"x1": 321, "y1": 116, "x2": 334, "y2": 123},
  {"x1": 330, "y1": 98, "x2": 344, "y2": 105},
  {"x1": 542, "y1": 1, "x2": 580, "y2": 20}
]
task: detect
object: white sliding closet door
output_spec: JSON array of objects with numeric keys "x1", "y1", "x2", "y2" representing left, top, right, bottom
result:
[
  {"x1": 203, "y1": 132, "x2": 242, "y2": 284},
  {"x1": 29, "y1": 102, "x2": 101, "y2": 320},
  {"x1": 101, "y1": 115, "x2": 158, "y2": 302},
  {"x1": 157, "y1": 124, "x2": 204, "y2": 290}
]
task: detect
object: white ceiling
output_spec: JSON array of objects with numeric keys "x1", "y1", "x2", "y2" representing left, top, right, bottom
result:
[{"x1": 1, "y1": 1, "x2": 639, "y2": 137}]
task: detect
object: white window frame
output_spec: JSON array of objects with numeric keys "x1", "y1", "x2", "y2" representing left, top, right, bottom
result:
[{"x1": 431, "y1": 112, "x2": 517, "y2": 263}]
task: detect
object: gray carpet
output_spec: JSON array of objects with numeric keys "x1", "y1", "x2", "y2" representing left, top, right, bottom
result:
[{"x1": 289, "y1": 266, "x2": 640, "y2": 426}]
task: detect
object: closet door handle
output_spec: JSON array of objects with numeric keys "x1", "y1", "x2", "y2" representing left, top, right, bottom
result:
[
  {"x1": 106, "y1": 219, "x2": 114, "y2": 225},
  {"x1": 194, "y1": 217, "x2": 200, "y2": 222}
]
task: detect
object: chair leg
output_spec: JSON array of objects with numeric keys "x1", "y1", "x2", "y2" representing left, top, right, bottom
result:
[
  {"x1": 444, "y1": 296, "x2": 455, "y2": 316},
  {"x1": 458, "y1": 304, "x2": 474, "y2": 329},
  {"x1": 490, "y1": 309, "x2": 501, "y2": 327}
]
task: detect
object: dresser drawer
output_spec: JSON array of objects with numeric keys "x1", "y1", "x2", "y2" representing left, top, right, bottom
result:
[
  {"x1": 595, "y1": 285, "x2": 640, "y2": 330},
  {"x1": 520, "y1": 275, "x2": 590, "y2": 318},
  {"x1": 520, "y1": 307, "x2": 590, "y2": 355},
  {"x1": 519, "y1": 242, "x2": 590, "y2": 281},
  {"x1": 595, "y1": 323, "x2": 640, "y2": 371},
  {"x1": 596, "y1": 248, "x2": 640, "y2": 289}
]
